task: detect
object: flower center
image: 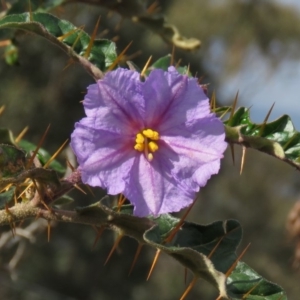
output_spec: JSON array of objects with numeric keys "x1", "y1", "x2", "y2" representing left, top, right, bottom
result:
[{"x1": 134, "y1": 129, "x2": 160, "y2": 161}]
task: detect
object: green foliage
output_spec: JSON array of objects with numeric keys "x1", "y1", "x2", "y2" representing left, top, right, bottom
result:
[
  {"x1": 0, "y1": 144, "x2": 26, "y2": 178},
  {"x1": 224, "y1": 107, "x2": 300, "y2": 170},
  {"x1": 78, "y1": 197, "x2": 287, "y2": 299},
  {"x1": 0, "y1": 12, "x2": 117, "y2": 79},
  {"x1": 6, "y1": 0, "x2": 64, "y2": 14},
  {"x1": 149, "y1": 55, "x2": 190, "y2": 75},
  {"x1": 0, "y1": 144, "x2": 60, "y2": 192},
  {"x1": 0, "y1": 186, "x2": 15, "y2": 209},
  {"x1": 18, "y1": 139, "x2": 65, "y2": 174},
  {"x1": 0, "y1": 128, "x2": 65, "y2": 174},
  {"x1": 228, "y1": 262, "x2": 286, "y2": 300}
]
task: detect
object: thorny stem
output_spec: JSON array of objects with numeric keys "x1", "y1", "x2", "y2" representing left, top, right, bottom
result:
[{"x1": 0, "y1": 202, "x2": 109, "y2": 227}]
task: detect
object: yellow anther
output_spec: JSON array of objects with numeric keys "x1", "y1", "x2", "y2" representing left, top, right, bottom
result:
[
  {"x1": 135, "y1": 133, "x2": 144, "y2": 144},
  {"x1": 148, "y1": 141, "x2": 158, "y2": 153},
  {"x1": 142, "y1": 129, "x2": 159, "y2": 140},
  {"x1": 134, "y1": 143, "x2": 144, "y2": 152}
]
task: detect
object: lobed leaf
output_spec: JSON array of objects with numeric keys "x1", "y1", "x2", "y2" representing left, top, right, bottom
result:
[
  {"x1": 0, "y1": 144, "x2": 26, "y2": 178},
  {"x1": 0, "y1": 186, "x2": 15, "y2": 209},
  {"x1": 0, "y1": 12, "x2": 117, "y2": 79},
  {"x1": 77, "y1": 196, "x2": 287, "y2": 299},
  {"x1": 224, "y1": 107, "x2": 300, "y2": 170}
]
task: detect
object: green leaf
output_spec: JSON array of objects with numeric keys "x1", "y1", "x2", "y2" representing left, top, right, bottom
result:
[
  {"x1": 0, "y1": 144, "x2": 61, "y2": 190},
  {"x1": 0, "y1": 144, "x2": 26, "y2": 178},
  {"x1": 224, "y1": 107, "x2": 300, "y2": 170},
  {"x1": 6, "y1": 0, "x2": 64, "y2": 14},
  {"x1": 149, "y1": 55, "x2": 191, "y2": 75},
  {"x1": 227, "y1": 262, "x2": 287, "y2": 300},
  {"x1": 18, "y1": 139, "x2": 65, "y2": 174},
  {"x1": 76, "y1": 197, "x2": 287, "y2": 299},
  {"x1": 0, "y1": 12, "x2": 117, "y2": 79},
  {"x1": 0, "y1": 166, "x2": 60, "y2": 191},
  {"x1": 0, "y1": 186, "x2": 15, "y2": 209},
  {"x1": 4, "y1": 43, "x2": 19, "y2": 65},
  {"x1": 150, "y1": 55, "x2": 171, "y2": 71},
  {"x1": 51, "y1": 195, "x2": 74, "y2": 207}
]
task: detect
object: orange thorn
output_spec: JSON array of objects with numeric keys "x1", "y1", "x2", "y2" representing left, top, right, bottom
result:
[
  {"x1": 185, "y1": 64, "x2": 190, "y2": 75},
  {"x1": 164, "y1": 197, "x2": 197, "y2": 243},
  {"x1": 219, "y1": 106, "x2": 231, "y2": 120},
  {"x1": 258, "y1": 102, "x2": 275, "y2": 137},
  {"x1": 240, "y1": 146, "x2": 246, "y2": 175},
  {"x1": 170, "y1": 44, "x2": 175, "y2": 66},
  {"x1": 104, "y1": 234, "x2": 123, "y2": 265},
  {"x1": 228, "y1": 91, "x2": 239, "y2": 125},
  {"x1": 242, "y1": 279, "x2": 262, "y2": 298},
  {"x1": 15, "y1": 126, "x2": 29, "y2": 144},
  {"x1": 32, "y1": 179, "x2": 52, "y2": 211},
  {"x1": 225, "y1": 243, "x2": 251, "y2": 277},
  {"x1": 140, "y1": 56, "x2": 152, "y2": 79},
  {"x1": 0, "y1": 105, "x2": 5, "y2": 116},
  {"x1": 47, "y1": 221, "x2": 51, "y2": 242},
  {"x1": 175, "y1": 58, "x2": 182, "y2": 68},
  {"x1": 107, "y1": 41, "x2": 133, "y2": 71},
  {"x1": 208, "y1": 236, "x2": 225, "y2": 259},
  {"x1": 84, "y1": 16, "x2": 101, "y2": 59},
  {"x1": 26, "y1": 124, "x2": 51, "y2": 169},
  {"x1": 210, "y1": 91, "x2": 216, "y2": 111},
  {"x1": 117, "y1": 194, "x2": 126, "y2": 211},
  {"x1": 229, "y1": 144, "x2": 235, "y2": 166},
  {"x1": 44, "y1": 139, "x2": 69, "y2": 169},
  {"x1": 128, "y1": 243, "x2": 143, "y2": 276},
  {"x1": 57, "y1": 27, "x2": 83, "y2": 42},
  {"x1": 73, "y1": 184, "x2": 87, "y2": 195},
  {"x1": 14, "y1": 188, "x2": 17, "y2": 205},
  {"x1": 66, "y1": 159, "x2": 76, "y2": 172},
  {"x1": 71, "y1": 28, "x2": 85, "y2": 52},
  {"x1": 92, "y1": 226, "x2": 105, "y2": 250},
  {"x1": 17, "y1": 182, "x2": 33, "y2": 200},
  {"x1": 63, "y1": 58, "x2": 76, "y2": 71},
  {"x1": 146, "y1": 249, "x2": 161, "y2": 281},
  {"x1": 179, "y1": 276, "x2": 198, "y2": 300},
  {"x1": 0, "y1": 183, "x2": 13, "y2": 193},
  {"x1": 147, "y1": 1, "x2": 160, "y2": 14}
]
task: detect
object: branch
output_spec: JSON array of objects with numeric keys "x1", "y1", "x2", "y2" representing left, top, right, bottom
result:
[{"x1": 0, "y1": 203, "x2": 108, "y2": 228}]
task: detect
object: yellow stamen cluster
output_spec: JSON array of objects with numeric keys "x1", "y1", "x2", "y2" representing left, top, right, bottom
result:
[{"x1": 134, "y1": 129, "x2": 160, "y2": 161}]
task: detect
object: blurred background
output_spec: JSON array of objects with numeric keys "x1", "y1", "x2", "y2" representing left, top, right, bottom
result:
[{"x1": 0, "y1": 0, "x2": 300, "y2": 299}]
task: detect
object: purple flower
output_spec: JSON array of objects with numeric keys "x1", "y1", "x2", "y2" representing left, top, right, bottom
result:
[{"x1": 70, "y1": 67, "x2": 227, "y2": 217}]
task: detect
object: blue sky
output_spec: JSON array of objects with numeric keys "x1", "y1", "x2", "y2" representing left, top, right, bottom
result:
[
  {"x1": 219, "y1": 53, "x2": 300, "y2": 129},
  {"x1": 218, "y1": 0, "x2": 300, "y2": 129}
]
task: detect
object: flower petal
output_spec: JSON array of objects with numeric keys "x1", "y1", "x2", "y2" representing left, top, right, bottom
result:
[
  {"x1": 124, "y1": 153, "x2": 194, "y2": 217},
  {"x1": 143, "y1": 67, "x2": 210, "y2": 131},
  {"x1": 70, "y1": 119, "x2": 135, "y2": 194},
  {"x1": 96, "y1": 68, "x2": 145, "y2": 130},
  {"x1": 161, "y1": 117, "x2": 227, "y2": 191}
]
